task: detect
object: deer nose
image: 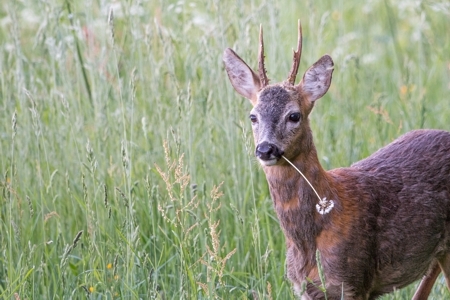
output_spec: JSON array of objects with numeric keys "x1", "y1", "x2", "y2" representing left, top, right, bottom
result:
[{"x1": 255, "y1": 142, "x2": 283, "y2": 161}]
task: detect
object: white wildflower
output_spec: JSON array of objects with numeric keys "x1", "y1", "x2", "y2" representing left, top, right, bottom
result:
[{"x1": 316, "y1": 197, "x2": 335, "y2": 215}]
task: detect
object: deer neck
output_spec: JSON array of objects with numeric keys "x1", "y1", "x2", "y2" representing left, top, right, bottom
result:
[
  {"x1": 262, "y1": 140, "x2": 331, "y2": 256},
  {"x1": 263, "y1": 138, "x2": 329, "y2": 207}
]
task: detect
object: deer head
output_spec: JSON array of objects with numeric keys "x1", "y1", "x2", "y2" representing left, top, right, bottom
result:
[{"x1": 223, "y1": 21, "x2": 334, "y2": 166}]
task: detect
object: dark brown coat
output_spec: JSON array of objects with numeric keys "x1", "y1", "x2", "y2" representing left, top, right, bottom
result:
[{"x1": 223, "y1": 22, "x2": 450, "y2": 299}]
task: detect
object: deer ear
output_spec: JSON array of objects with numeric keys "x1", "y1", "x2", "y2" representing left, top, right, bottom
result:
[
  {"x1": 223, "y1": 48, "x2": 261, "y2": 105},
  {"x1": 297, "y1": 55, "x2": 334, "y2": 102}
]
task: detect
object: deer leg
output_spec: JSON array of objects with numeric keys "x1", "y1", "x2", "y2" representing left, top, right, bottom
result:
[
  {"x1": 412, "y1": 262, "x2": 441, "y2": 300},
  {"x1": 437, "y1": 253, "x2": 450, "y2": 289}
]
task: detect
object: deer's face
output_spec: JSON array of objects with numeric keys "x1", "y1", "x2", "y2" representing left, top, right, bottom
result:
[
  {"x1": 250, "y1": 85, "x2": 305, "y2": 166},
  {"x1": 223, "y1": 23, "x2": 333, "y2": 166}
]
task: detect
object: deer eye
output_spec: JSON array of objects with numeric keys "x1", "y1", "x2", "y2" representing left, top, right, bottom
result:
[
  {"x1": 288, "y1": 113, "x2": 301, "y2": 122},
  {"x1": 249, "y1": 114, "x2": 258, "y2": 123}
]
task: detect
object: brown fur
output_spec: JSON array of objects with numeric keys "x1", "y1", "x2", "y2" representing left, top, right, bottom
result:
[
  {"x1": 223, "y1": 24, "x2": 450, "y2": 299},
  {"x1": 264, "y1": 129, "x2": 450, "y2": 299}
]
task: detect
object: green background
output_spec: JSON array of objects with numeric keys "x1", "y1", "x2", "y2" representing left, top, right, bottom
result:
[{"x1": 0, "y1": 0, "x2": 449, "y2": 298}]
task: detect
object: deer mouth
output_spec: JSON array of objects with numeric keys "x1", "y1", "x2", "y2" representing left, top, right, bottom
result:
[
  {"x1": 258, "y1": 157, "x2": 279, "y2": 166},
  {"x1": 255, "y1": 142, "x2": 284, "y2": 166}
]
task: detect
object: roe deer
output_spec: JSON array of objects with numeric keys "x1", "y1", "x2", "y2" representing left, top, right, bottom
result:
[{"x1": 223, "y1": 21, "x2": 450, "y2": 299}]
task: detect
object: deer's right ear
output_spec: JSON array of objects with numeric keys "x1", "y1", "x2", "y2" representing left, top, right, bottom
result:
[
  {"x1": 297, "y1": 55, "x2": 334, "y2": 103},
  {"x1": 223, "y1": 48, "x2": 261, "y2": 106}
]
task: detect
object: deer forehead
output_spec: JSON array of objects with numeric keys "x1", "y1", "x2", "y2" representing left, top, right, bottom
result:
[{"x1": 254, "y1": 85, "x2": 300, "y2": 117}]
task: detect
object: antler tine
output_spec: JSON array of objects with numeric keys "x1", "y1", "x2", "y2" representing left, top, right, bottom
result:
[
  {"x1": 286, "y1": 20, "x2": 303, "y2": 86},
  {"x1": 258, "y1": 24, "x2": 269, "y2": 87}
]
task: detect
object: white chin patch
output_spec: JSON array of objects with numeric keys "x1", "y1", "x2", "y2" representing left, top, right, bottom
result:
[{"x1": 259, "y1": 158, "x2": 278, "y2": 166}]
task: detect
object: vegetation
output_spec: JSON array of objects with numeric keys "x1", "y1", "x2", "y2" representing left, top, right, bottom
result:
[{"x1": 0, "y1": 0, "x2": 449, "y2": 298}]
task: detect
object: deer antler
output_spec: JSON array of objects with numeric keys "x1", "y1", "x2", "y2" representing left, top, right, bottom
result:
[
  {"x1": 286, "y1": 20, "x2": 302, "y2": 86},
  {"x1": 258, "y1": 24, "x2": 269, "y2": 87}
]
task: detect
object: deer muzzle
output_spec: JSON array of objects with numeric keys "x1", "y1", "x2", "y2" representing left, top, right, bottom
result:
[{"x1": 255, "y1": 142, "x2": 284, "y2": 166}]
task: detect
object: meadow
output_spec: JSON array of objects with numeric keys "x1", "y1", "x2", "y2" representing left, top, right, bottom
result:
[{"x1": 0, "y1": 0, "x2": 449, "y2": 298}]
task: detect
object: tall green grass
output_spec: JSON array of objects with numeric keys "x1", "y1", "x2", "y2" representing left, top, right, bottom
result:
[{"x1": 0, "y1": 0, "x2": 449, "y2": 298}]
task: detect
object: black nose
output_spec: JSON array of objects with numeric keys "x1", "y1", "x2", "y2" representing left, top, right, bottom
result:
[{"x1": 255, "y1": 142, "x2": 283, "y2": 161}]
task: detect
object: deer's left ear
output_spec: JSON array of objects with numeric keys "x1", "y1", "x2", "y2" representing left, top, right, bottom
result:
[
  {"x1": 223, "y1": 48, "x2": 261, "y2": 106},
  {"x1": 297, "y1": 55, "x2": 334, "y2": 102}
]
